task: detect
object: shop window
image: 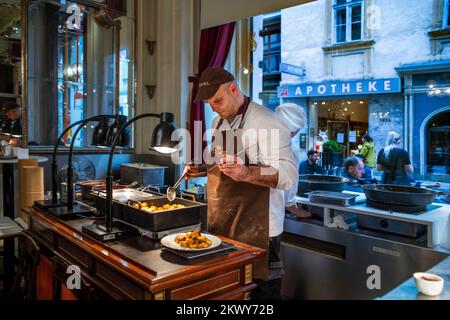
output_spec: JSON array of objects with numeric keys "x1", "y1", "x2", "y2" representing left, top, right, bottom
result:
[
  {"x1": 333, "y1": 0, "x2": 364, "y2": 44},
  {"x1": 26, "y1": 0, "x2": 134, "y2": 148},
  {"x1": 315, "y1": 99, "x2": 369, "y2": 157},
  {"x1": 426, "y1": 110, "x2": 450, "y2": 175}
]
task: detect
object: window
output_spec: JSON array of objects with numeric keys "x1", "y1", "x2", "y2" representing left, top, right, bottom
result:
[
  {"x1": 0, "y1": 0, "x2": 21, "y2": 109},
  {"x1": 426, "y1": 110, "x2": 450, "y2": 175},
  {"x1": 444, "y1": 0, "x2": 450, "y2": 28},
  {"x1": 333, "y1": 0, "x2": 364, "y2": 44},
  {"x1": 260, "y1": 14, "x2": 281, "y2": 75},
  {"x1": 26, "y1": 0, "x2": 135, "y2": 148},
  {"x1": 258, "y1": 13, "x2": 281, "y2": 110}
]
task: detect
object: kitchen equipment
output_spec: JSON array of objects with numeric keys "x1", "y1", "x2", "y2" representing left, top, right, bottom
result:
[
  {"x1": 92, "y1": 188, "x2": 165, "y2": 218},
  {"x1": 181, "y1": 184, "x2": 206, "y2": 202},
  {"x1": 357, "y1": 214, "x2": 427, "y2": 237},
  {"x1": 117, "y1": 197, "x2": 207, "y2": 232},
  {"x1": 137, "y1": 184, "x2": 167, "y2": 195},
  {"x1": 79, "y1": 180, "x2": 106, "y2": 200},
  {"x1": 306, "y1": 191, "x2": 357, "y2": 207},
  {"x1": 361, "y1": 185, "x2": 440, "y2": 209},
  {"x1": 167, "y1": 171, "x2": 188, "y2": 201},
  {"x1": 365, "y1": 199, "x2": 427, "y2": 214},
  {"x1": 95, "y1": 188, "x2": 163, "y2": 203},
  {"x1": 281, "y1": 214, "x2": 448, "y2": 300},
  {"x1": 297, "y1": 175, "x2": 349, "y2": 196},
  {"x1": 120, "y1": 163, "x2": 167, "y2": 186},
  {"x1": 80, "y1": 180, "x2": 136, "y2": 200}
]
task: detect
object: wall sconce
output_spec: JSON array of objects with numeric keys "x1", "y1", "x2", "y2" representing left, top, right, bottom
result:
[
  {"x1": 146, "y1": 40, "x2": 157, "y2": 56},
  {"x1": 145, "y1": 85, "x2": 156, "y2": 99}
]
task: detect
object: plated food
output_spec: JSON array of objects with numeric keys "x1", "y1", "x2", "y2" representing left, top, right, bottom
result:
[
  {"x1": 175, "y1": 230, "x2": 212, "y2": 249},
  {"x1": 131, "y1": 202, "x2": 185, "y2": 213},
  {"x1": 160, "y1": 230, "x2": 222, "y2": 251}
]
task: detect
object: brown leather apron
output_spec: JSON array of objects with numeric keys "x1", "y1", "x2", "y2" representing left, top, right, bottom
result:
[{"x1": 207, "y1": 97, "x2": 269, "y2": 279}]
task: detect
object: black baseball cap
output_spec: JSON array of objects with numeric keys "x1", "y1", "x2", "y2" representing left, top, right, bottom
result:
[
  {"x1": 195, "y1": 67, "x2": 235, "y2": 102},
  {"x1": 307, "y1": 150, "x2": 318, "y2": 156}
]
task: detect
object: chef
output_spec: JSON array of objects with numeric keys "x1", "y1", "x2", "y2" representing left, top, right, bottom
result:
[
  {"x1": 274, "y1": 103, "x2": 311, "y2": 219},
  {"x1": 186, "y1": 67, "x2": 297, "y2": 300}
]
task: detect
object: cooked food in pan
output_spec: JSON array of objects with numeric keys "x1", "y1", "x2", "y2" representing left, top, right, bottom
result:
[
  {"x1": 175, "y1": 230, "x2": 212, "y2": 249},
  {"x1": 131, "y1": 202, "x2": 185, "y2": 213}
]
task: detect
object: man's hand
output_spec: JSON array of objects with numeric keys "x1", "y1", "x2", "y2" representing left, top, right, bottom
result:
[
  {"x1": 8, "y1": 138, "x2": 18, "y2": 146},
  {"x1": 185, "y1": 163, "x2": 207, "y2": 178},
  {"x1": 287, "y1": 205, "x2": 312, "y2": 218},
  {"x1": 219, "y1": 155, "x2": 249, "y2": 181}
]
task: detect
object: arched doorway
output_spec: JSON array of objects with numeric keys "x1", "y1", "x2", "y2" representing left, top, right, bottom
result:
[{"x1": 425, "y1": 109, "x2": 450, "y2": 176}]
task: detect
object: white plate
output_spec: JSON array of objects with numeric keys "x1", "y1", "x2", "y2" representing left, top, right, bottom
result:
[{"x1": 161, "y1": 232, "x2": 222, "y2": 251}]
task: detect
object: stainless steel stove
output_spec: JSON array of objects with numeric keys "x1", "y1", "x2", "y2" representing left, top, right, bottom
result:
[{"x1": 281, "y1": 215, "x2": 448, "y2": 300}]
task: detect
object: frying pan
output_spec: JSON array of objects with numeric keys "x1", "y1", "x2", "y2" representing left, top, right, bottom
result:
[
  {"x1": 297, "y1": 175, "x2": 349, "y2": 196},
  {"x1": 360, "y1": 184, "x2": 440, "y2": 206}
]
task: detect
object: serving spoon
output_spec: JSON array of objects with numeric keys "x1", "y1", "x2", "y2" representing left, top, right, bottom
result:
[{"x1": 166, "y1": 172, "x2": 188, "y2": 201}]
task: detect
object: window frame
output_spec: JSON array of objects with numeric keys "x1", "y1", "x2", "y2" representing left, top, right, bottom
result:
[
  {"x1": 259, "y1": 14, "x2": 281, "y2": 77},
  {"x1": 332, "y1": 0, "x2": 365, "y2": 44},
  {"x1": 444, "y1": 0, "x2": 450, "y2": 28}
]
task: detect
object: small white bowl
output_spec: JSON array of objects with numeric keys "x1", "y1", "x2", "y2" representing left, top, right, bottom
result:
[{"x1": 413, "y1": 272, "x2": 444, "y2": 296}]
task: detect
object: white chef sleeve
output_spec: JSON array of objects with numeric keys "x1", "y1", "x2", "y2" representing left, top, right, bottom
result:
[{"x1": 255, "y1": 115, "x2": 297, "y2": 191}]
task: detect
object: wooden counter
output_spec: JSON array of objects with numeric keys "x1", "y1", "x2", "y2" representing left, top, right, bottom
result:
[{"x1": 23, "y1": 207, "x2": 266, "y2": 300}]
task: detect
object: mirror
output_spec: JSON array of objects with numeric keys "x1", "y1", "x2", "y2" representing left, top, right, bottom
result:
[{"x1": 0, "y1": 0, "x2": 23, "y2": 146}]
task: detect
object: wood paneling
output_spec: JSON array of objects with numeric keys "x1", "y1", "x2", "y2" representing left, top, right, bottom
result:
[
  {"x1": 171, "y1": 270, "x2": 240, "y2": 300},
  {"x1": 25, "y1": 207, "x2": 266, "y2": 300}
]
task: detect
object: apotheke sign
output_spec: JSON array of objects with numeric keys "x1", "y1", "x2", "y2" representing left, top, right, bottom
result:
[{"x1": 277, "y1": 78, "x2": 401, "y2": 98}]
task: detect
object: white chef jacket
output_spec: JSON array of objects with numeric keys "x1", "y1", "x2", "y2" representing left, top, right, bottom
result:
[
  {"x1": 284, "y1": 134, "x2": 301, "y2": 208},
  {"x1": 211, "y1": 101, "x2": 297, "y2": 237}
]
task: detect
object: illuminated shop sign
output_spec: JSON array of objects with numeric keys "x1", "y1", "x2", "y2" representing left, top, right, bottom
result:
[{"x1": 277, "y1": 78, "x2": 401, "y2": 98}]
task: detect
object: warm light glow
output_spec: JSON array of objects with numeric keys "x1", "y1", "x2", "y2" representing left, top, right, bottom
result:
[{"x1": 154, "y1": 147, "x2": 177, "y2": 154}]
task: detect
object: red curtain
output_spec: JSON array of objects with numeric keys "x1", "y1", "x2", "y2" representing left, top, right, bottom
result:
[{"x1": 189, "y1": 22, "x2": 236, "y2": 163}]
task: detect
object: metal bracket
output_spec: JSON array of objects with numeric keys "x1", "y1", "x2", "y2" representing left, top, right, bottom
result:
[
  {"x1": 145, "y1": 85, "x2": 156, "y2": 99},
  {"x1": 145, "y1": 40, "x2": 156, "y2": 55}
]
